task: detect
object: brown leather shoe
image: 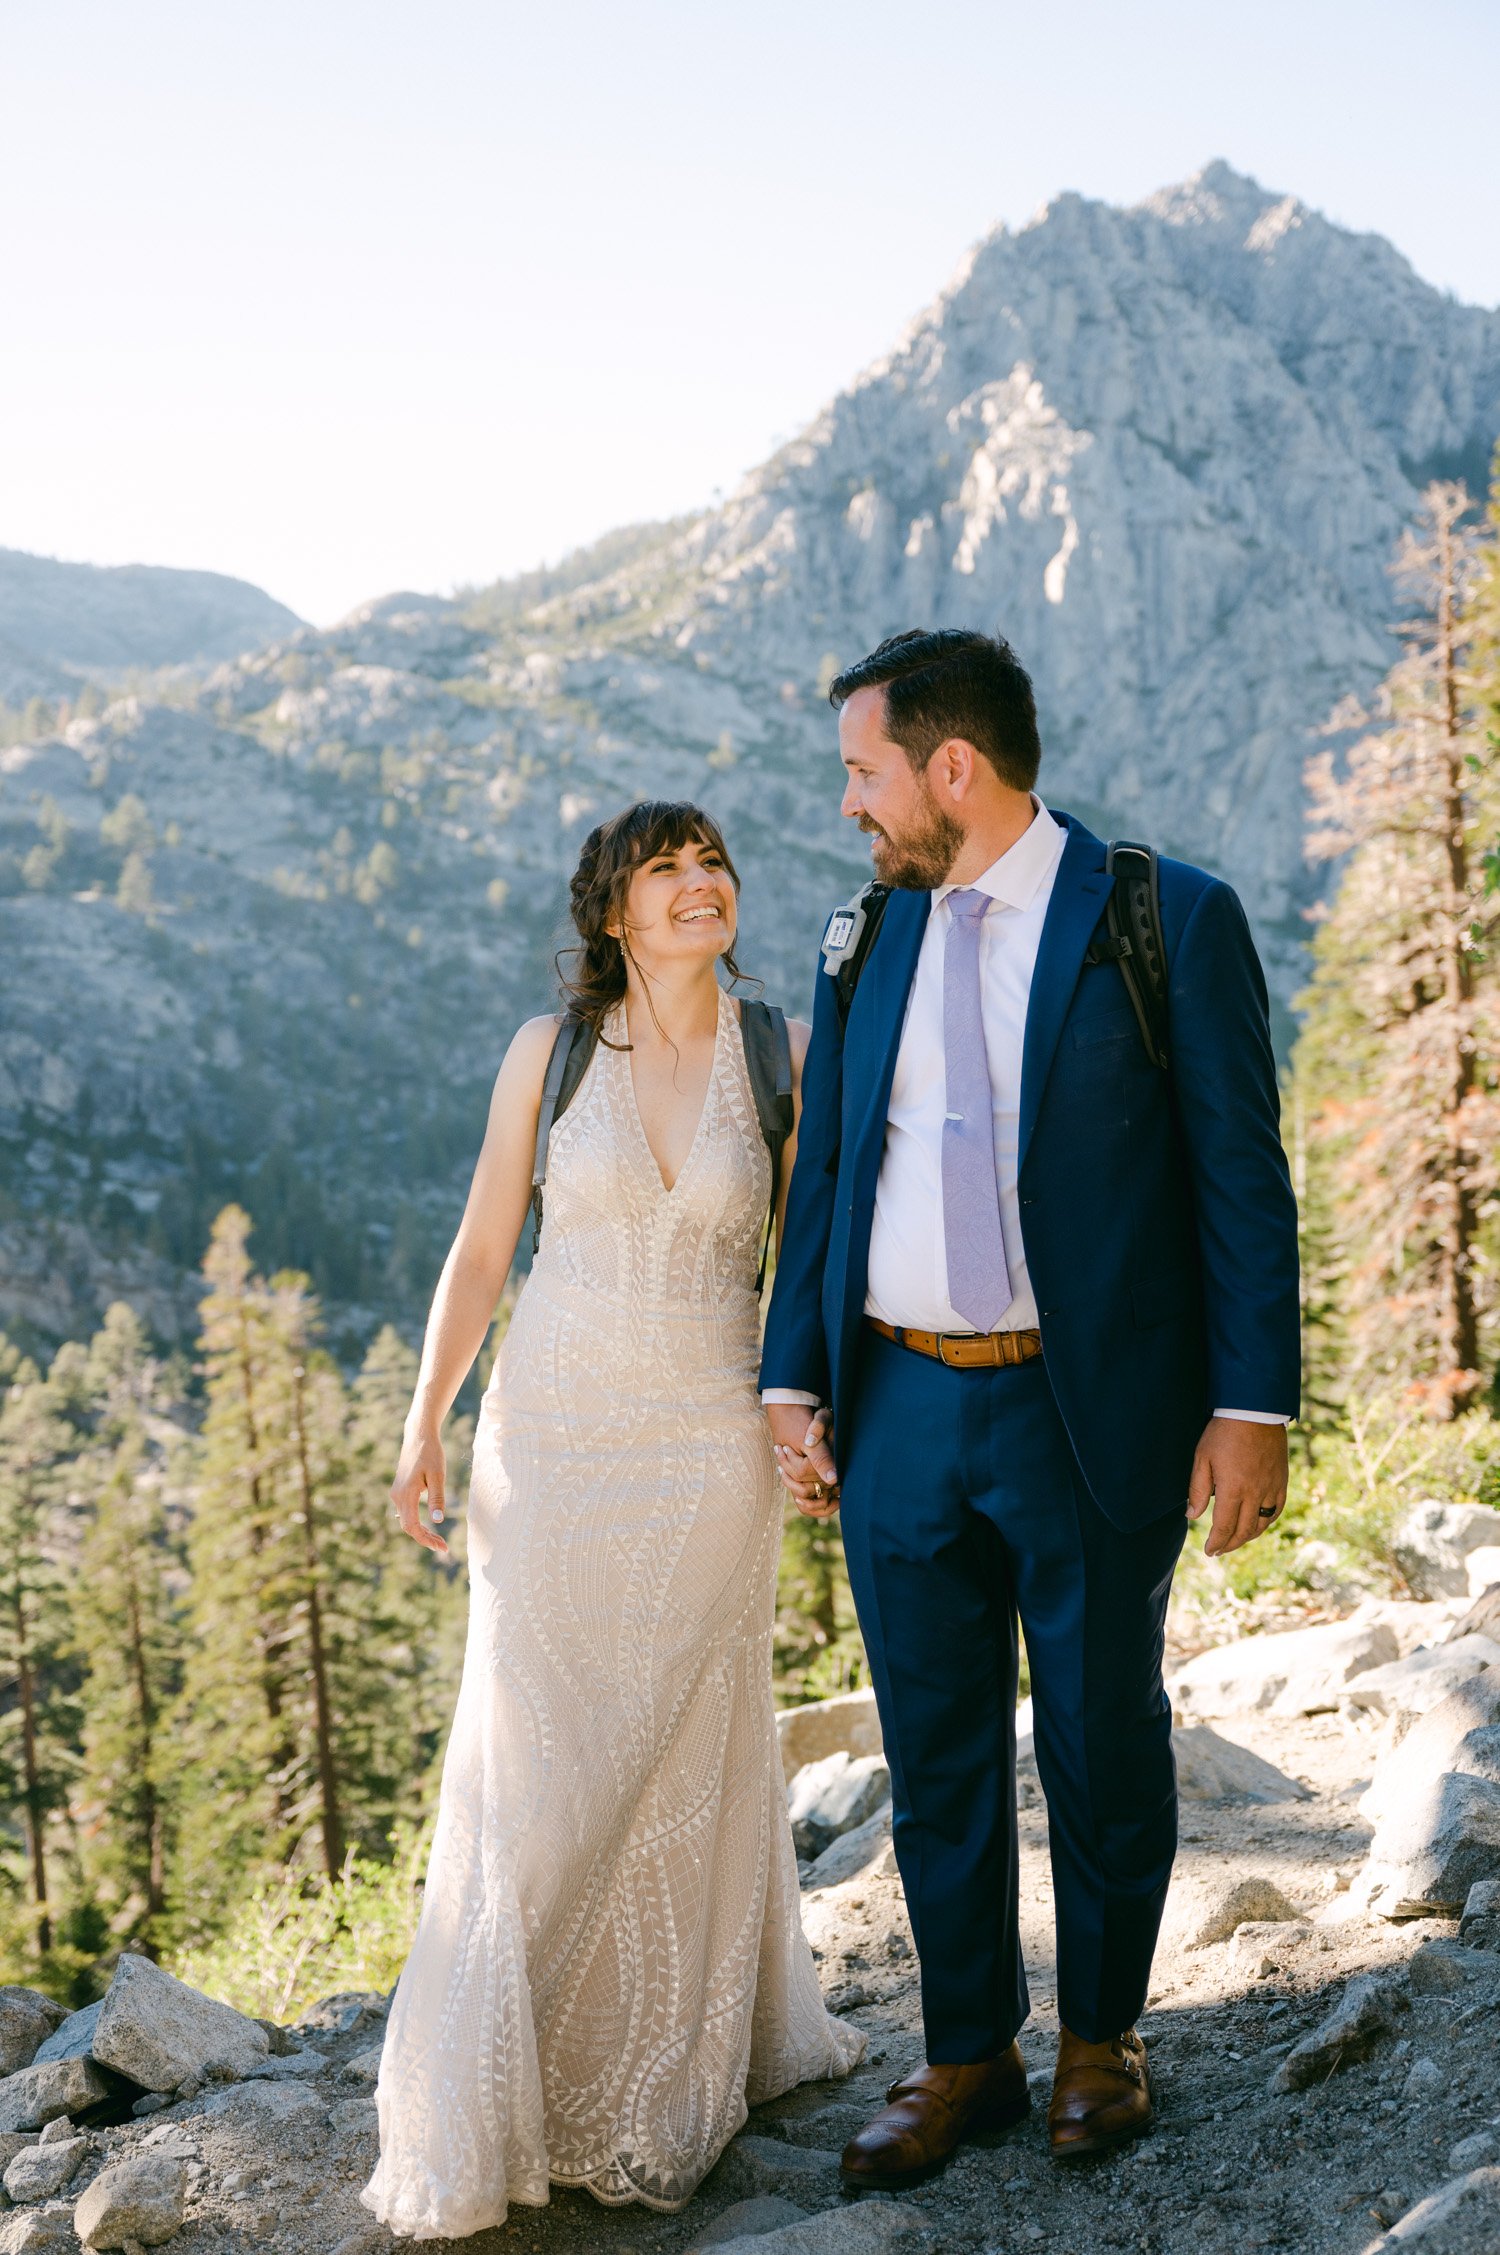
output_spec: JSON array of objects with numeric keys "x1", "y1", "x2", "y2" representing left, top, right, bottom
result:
[
  {"x1": 1048, "y1": 2025, "x2": 1151, "y2": 2161},
  {"x1": 839, "y1": 2047, "x2": 1030, "y2": 2191}
]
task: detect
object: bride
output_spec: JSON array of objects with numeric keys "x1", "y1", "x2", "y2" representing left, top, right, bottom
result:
[{"x1": 362, "y1": 800, "x2": 863, "y2": 2241}]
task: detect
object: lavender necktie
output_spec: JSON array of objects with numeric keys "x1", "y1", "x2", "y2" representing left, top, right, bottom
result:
[{"x1": 942, "y1": 888, "x2": 1013, "y2": 1333}]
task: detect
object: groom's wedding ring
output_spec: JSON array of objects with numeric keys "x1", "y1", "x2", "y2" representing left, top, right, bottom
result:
[{"x1": 1257, "y1": 1504, "x2": 1279, "y2": 1518}]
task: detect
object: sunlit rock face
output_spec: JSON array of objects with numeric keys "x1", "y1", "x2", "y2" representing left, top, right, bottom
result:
[{"x1": 4, "y1": 164, "x2": 1499, "y2": 1344}]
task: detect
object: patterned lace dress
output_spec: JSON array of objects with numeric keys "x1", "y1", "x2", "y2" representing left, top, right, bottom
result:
[{"x1": 363, "y1": 991, "x2": 863, "y2": 2241}]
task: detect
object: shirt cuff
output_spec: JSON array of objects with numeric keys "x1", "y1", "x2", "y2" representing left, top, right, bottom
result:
[
  {"x1": 1213, "y1": 1408, "x2": 1292, "y2": 1425},
  {"x1": 761, "y1": 1389, "x2": 822, "y2": 1408}
]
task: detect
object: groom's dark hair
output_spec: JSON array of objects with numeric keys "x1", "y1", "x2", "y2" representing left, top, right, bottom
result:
[{"x1": 827, "y1": 628, "x2": 1041, "y2": 792}]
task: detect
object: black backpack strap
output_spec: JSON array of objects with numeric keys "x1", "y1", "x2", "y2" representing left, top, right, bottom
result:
[
  {"x1": 530, "y1": 1013, "x2": 597, "y2": 1243},
  {"x1": 739, "y1": 1000, "x2": 795, "y2": 1290},
  {"x1": 820, "y1": 882, "x2": 891, "y2": 1027},
  {"x1": 1087, "y1": 841, "x2": 1169, "y2": 1069}
]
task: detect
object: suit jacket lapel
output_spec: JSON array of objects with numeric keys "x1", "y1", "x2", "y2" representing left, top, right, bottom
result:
[
  {"x1": 1018, "y1": 817, "x2": 1111, "y2": 1173},
  {"x1": 850, "y1": 887, "x2": 929, "y2": 1195}
]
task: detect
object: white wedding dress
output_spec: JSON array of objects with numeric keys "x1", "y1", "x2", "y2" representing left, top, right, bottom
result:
[{"x1": 363, "y1": 991, "x2": 863, "y2": 2241}]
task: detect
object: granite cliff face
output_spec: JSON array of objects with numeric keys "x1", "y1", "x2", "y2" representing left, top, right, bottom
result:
[{"x1": 4, "y1": 162, "x2": 1499, "y2": 1346}]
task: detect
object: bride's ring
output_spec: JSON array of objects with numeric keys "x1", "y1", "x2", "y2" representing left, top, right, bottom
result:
[{"x1": 811, "y1": 1480, "x2": 825, "y2": 1500}]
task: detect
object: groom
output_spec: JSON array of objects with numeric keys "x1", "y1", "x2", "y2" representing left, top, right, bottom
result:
[{"x1": 763, "y1": 628, "x2": 1299, "y2": 2185}]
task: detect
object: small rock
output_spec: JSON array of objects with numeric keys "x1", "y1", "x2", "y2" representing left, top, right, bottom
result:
[
  {"x1": 1172, "y1": 1724, "x2": 1313, "y2": 1804},
  {"x1": 34, "y1": 2126, "x2": 73, "y2": 2152},
  {"x1": 684, "y1": 2198, "x2": 812, "y2": 2252},
  {"x1": 1190, "y1": 1875, "x2": 1302, "y2": 1949},
  {"x1": 709, "y1": 2135, "x2": 844, "y2": 2203},
  {"x1": 1407, "y1": 1942, "x2": 1471, "y2": 1994},
  {"x1": 329, "y1": 2097, "x2": 378, "y2": 2136},
  {"x1": 1275, "y1": 1974, "x2": 1399, "y2": 2090},
  {"x1": 127, "y1": 2101, "x2": 167, "y2": 2123},
  {"x1": 1401, "y1": 2056, "x2": 1443, "y2": 2102},
  {"x1": 1229, "y1": 1920, "x2": 1310, "y2": 1970},
  {"x1": 787, "y1": 1752, "x2": 892, "y2": 1862},
  {"x1": 1449, "y1": 1586, "x2": 1500, "y2": 1646},
  {"x1": 73, "y1": 2154, "x2": 189, "y2": 2250},
  {"x1": 1359, "y1": 2165, "x2": 1500, "y2": 2251},
  {"x1": 1449, "y1": 2132, "x2": 1500, "y2": 2174},
  {"x1": 340, "y1": 2045, "x2": 382, "y2": 2085},
  {"x1": 291, "y1": 1992, "x2": 387, "y2": 2040},
  {"x1": 1360, "y1": 1679, "x2": 1500, "y2": 1827},
  {"x1": 89, "y1": 1957, "x2": 267, "y2": 2096},
  {"x1": 197, "y1": 2081, "x2": 325, "y2": 2130},
  {"x1": 4, "y1": 2137, "x2": 84, "y2": 2203},
  {"x1": 0, "y1": 1997, "x2": 67, "y2": 2082},
  {"x1": 0, "y1": 2211, "x2": 81, "y2": 2253},
  {"x1": 0, "y1": 2058, "x2": 111, "y2": 2136}
]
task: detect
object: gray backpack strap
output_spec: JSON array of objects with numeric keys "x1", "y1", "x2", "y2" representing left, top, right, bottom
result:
[
  {"x1": 530, "y1": 1014, "x2": 595, "y2": 1243},
  {"x1": 739, "y1": 1000, "x2": 794, "y2": 1291}
]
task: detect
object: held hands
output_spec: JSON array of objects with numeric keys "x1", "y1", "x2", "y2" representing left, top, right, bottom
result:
[
  {"x1": 391, "y1": 1421, "x2": 452, "y2": 1558},
  {"x1": 1186, "y1": 1417, "x2": 1288, "y2": 1558},
  {"x1": 767, "y1": 1402, "x2": 842, "y2": 1521}
]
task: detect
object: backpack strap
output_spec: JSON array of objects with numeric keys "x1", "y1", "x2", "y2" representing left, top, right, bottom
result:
[
  {"x1": 739, "y1": 999, "x2": 795, "y2": 1290},
  {"x1": 820, "y1": 881, "x2": 891, "y2": 1028},
  {"x1": 1086, "y1": 841, "x2": 1169, "y2": 1069},
  {"x1": 530, "y1": 1013, "x2": 597, "y2": 1244}
]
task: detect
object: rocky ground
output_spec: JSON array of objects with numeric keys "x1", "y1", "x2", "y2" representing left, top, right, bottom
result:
[{"x1": 4, "y1": 1567, "x2": 1500, "y2": 2255}]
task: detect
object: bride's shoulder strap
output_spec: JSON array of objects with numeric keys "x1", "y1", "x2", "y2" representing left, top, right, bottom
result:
[
  {"x1": 530, "y1": 1012, "x2": 597, "y2": 1242},
  {"x1": 738, "y1": 1000, "x2": 794, "y2": 1290}
]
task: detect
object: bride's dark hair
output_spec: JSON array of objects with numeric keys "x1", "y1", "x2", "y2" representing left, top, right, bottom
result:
[{"x1": 558, "y1": 800, "x2": 753, "y2": 1043}]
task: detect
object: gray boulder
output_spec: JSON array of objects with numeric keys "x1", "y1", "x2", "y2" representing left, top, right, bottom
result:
[
  {"x1": 1359, "y1": 1677, "x2": 1500, "y2": 1826},
  {"x1": 1448, "y1": 1587, "x2": 1500, "y2": 1646},
  {"x1": 710, "y1": 2134, "x2": 844, "y2": 2203},
  {"x1": 1340, "y1": 1637, "x2": 1500, "y2": 1724},
  {"x1": 1459, "y1": 1878, "x2": 1500, "y2": 1947},
  {"x1": 1170, "y1": 1616, "x2": 1399, "y2": 1718},
  {"x1": 197, "y1": 2079, "x2": 325, "y2": 2130},
  {"x1": 787, "y1": 1752, "x2": 891, "y2": 1862},
  {"x1": 685, "y1": 2199, "x2": 811, "y2": 2252},
  {"x1": 1395, "y1": 1502, "x2": 1500, "y2": 1600},
  {"x1": 1173, "y1": 1725, "x2": 1313, "y2": 1803},
  {"x1": 0, "y1": 1995, "x2": 66, "y2": 2080},
  {"x1": 1190, "y1": 1875, "x2": 1303, "y2": 1949},
  {"x1": 776, "y1": 1690, "x2": 883, "y2": 1786},
  {"x1": 801, "y1": 1805, "x2": 896, "y2": 1891},
  {"x1": 31, "y1": 2006, "x2": 101, "y2": 2069},
  {"x1": 0, "y1": 2058, "x2": 110, "y2": 2135},
  {"x1": 704, "y1": 2204, "x2": 934, "y2": 2253},
  {"x1": 1359, "y1": 2166, "x2": 1500, "y2": 2252},
  {"x1": 1359, "y1": 1769, "x2": 1500, "y2": 1919},
  {"x1": 89, "y1": 1956, "x2": 267, "y2": 2093},
  {"x1": 73, "y1": 2152, "x2": 188, "y2": 2249},
  {"x1": 1275, "y1": 1974, "x2": 1399, "y2": 2089}
]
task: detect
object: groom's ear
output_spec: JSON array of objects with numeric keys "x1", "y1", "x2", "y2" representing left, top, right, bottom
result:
[{"x1": 930, "y1": 735, "x2": 983, "y2": 801}]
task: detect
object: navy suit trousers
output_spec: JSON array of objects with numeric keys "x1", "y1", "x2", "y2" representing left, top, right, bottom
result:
[{"x1": 838, "y1": 1329, "x2": 1185, "y2": 2058}]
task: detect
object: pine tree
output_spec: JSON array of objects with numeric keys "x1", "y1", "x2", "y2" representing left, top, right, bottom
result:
[
  {"x1": 0, "y1": 1345, "x2": 81, "y2": 1960},
  {"x1": 69, "y1": 1305, "x2": 187, "y2": 1953},
  {"x1": 1296, "y1": 482, "x2": 1500, "y2": 1408}
]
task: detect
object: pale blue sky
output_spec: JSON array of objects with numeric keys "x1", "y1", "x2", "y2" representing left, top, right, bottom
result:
[{"x1": 3, "y1": 0, "x2": 1496, "y2": 625}]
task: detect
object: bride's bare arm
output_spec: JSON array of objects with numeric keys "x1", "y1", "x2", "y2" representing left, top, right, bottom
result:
[
  {"x1": 773, "y1": 1017, "x2": 812, "y2": 1252},
  {"x1": 391, "y1": 1014, "x2": 559, "y2": 1554}
]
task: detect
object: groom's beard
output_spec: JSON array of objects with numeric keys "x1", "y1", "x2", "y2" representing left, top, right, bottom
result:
[{"x1": 859, "y1": 793, "x2": 963, "y2": 891}]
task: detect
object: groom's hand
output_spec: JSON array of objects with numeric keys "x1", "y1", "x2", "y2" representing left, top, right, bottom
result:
[
  {"x1": 1186, "y1": 1417, "x2": 1288, "y2": 1558},
  {"x1": 768, "y1": 1403, "x2": 842, "y2": 1519}
]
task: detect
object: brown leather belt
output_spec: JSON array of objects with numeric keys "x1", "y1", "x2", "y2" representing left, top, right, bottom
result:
[{"x1": 865, "y1": 1317, "x2": 1043, "y2": 1369}]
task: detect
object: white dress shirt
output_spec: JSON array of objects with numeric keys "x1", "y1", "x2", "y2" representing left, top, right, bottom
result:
[{"x1": 766, "y1": 798, "x2": 1286, "y2": 1424}]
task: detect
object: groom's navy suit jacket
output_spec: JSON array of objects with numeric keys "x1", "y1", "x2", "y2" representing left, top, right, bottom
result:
[{"x1": 760, "y1": 812, "x2": 1301, "y2": 1532}]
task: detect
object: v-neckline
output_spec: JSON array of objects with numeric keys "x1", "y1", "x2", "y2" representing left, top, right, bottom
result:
[{"x1": 618, "y1": 990, "x2": 727, "y2": 1197}]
